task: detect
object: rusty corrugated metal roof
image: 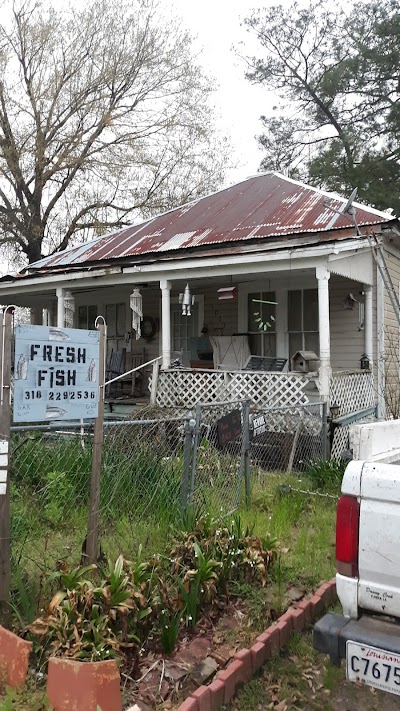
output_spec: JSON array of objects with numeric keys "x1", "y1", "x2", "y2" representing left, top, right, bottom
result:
[{"x1": 27, "y1": 172, "x2": 396, "y2": 272}]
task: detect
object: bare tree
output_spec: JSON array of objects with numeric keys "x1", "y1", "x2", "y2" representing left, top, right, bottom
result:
[{"x1": 0, "y1": 0, "x2": 230, "y2": 265}]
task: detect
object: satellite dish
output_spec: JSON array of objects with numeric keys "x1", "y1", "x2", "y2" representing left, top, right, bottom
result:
[{"x1": 341, "y1": 187, "x2": 358, "y2": 215}]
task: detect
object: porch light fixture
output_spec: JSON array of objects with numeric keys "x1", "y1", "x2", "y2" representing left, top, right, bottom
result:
[
  {"x1": 64, "y1": 290, "x2": 75, "y2": 328},
  {"x1": 217, "y1": 286, "x2": 237, "y2": 301},
  {"x1": 130, "y1": 287, "x2": 143, "y2": 340},
  {"x1": 360, "y1": 353, "x2": 370, "y2": 370},
  {"x1": 179, "y1": 283, "x2": 195, "y2": 316}
]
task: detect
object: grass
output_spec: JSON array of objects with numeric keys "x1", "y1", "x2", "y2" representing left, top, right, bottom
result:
[
  {"x1": 240, "y1": 471, "x2": 337, "y2": 586},
  {"x1": 7, "y1": 428, "x2": 340, "y2": 708},
  {"x1": 0, "y1": 683, "x2": 47, "y2": 710}
]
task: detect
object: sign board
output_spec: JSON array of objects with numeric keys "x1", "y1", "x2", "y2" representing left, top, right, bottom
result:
[
  {"x1": 217, "y1": 409, "x2": 242, "y2": 447},
  {"x1": 13, "y1": 325, "x2": 100, "y2": 423},
  {"x1": 251, "y1": 414, "x2": 267, "y2": 439}
]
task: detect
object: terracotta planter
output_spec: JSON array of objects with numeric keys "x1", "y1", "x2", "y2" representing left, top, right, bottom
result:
[
  {"x1": 0, "y1": 625, "x2": 32, "y2": 688},
  {"x1": 46, "y1": 657, "x2": 122, "y2": 711}
]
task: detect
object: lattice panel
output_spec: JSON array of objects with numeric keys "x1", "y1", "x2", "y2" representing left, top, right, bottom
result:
[
  {"x1": 256, "y1": 409, "x2": 322, "y2": 436},
  {"x1": 227, "y1": 373, "x2": 309, "y2": 407},
  {"x1": 153, "y1": 370, "x2": 310, "y2": 408},
  {"x1": 331, "y1": 424, "x2": 351, "y2": 460},
  {"x1": 153, "y1": 370, "x2": 229, "y2": 408},
  {"x1": 330, "y1": 371, "x2": 375, "y2": 417}
]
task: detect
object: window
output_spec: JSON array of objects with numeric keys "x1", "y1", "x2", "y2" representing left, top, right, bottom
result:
[
  {"x1": 106, "y1": 302, "x2": 126, "y2": 356},
  {"x1": 171, "y1": 302, "x2": 199, "y2": 354},
  {"x1": 288, "y1": 289, "x2": 319, "y2": 359},
  {"x1": 248, "y1": 292, "x2": 276, "y2": 357},
  {"x1": 78, "y1": 304, "x2": 97, "y2": 330}
]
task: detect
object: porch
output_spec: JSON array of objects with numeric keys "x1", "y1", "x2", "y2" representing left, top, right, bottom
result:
[{"x1": 6, "y1": 246, "x2": 378, "y2": 419}]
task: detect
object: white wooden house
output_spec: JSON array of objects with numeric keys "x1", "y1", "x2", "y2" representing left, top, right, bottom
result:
[{"x1": 1, "y1": 172, "x2": 400, "y2": 422}]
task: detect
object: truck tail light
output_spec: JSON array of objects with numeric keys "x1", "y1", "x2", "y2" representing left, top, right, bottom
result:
[{"x1": 336, "y1": 495, "x2": 360, "y2": 577}]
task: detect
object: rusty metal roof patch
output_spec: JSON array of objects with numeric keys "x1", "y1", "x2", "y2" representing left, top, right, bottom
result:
[{"x1": 25, "y1": 172, "x2": 396, "y2": 273}]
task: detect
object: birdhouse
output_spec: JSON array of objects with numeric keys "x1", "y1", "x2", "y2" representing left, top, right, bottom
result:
[{"x1": 291, "y1": 350, "x2": 320, "y2": 373}]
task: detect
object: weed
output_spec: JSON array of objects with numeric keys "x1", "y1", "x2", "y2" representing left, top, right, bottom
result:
[
  {"x1": 159, "y1": 609, "x2": 182, "y2": 653},
  {"x1": 9, "y1": 564, "x2": 40, "y2": 627},
  {"x1": 305, "y1": 457, "x2": 345, "y2": 491}
]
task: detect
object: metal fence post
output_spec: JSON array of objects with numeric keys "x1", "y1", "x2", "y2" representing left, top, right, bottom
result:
[
  {"x1": 242, "y1": 400, "x2": 251, "y2": 507},
  {"x1": 0, "y1": 310, "x2": 12, "y2": 604},
  {"x1": 322, "y1": 401, "x2": 328, "y2": 460},
  {"x1": 181, "y1": 416, "x2": 195, "y2": 509},
  {"x1": 86, "y1": 321, "x2": 106, "y2": 563},
  {"x1": 188, "y1": 403, "x2": 201, "y2": 506}
]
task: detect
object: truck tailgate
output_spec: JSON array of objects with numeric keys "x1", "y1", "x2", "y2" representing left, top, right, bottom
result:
[{"x1": 358, "y1": 462, "x2": 400, "y2": 617}]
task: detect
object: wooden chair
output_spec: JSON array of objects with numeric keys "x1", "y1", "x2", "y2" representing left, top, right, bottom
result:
[
  {"x1": 105, "y1": 349, "x2": 126, "y2": 399},
  {"x1": 123, "y1": 348, "x2": 146, "y2": 396}
]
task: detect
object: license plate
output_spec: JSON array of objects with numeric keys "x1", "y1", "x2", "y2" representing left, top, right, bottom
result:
[{"x1": 346, "y1": 641, "x2": 400, "y2": 695}]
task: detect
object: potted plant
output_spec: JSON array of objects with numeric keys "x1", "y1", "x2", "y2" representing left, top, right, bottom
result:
[{"x1": 29, "y1": 556, "x2": 152, "y2": 711}]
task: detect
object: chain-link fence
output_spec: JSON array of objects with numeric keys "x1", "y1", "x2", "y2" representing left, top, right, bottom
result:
[
  {"x1": 9, "y1": 401, "x2": 327, "y2": 582},
  {"x1": 10, "y1": 407, "x2": 189, "y2": 569},
  {"x1": 249, "y1": 402, "x2": 327, "y2": 475},
  {"x1": 186, "y1": 400, "x2": 249, "y2": 517}
]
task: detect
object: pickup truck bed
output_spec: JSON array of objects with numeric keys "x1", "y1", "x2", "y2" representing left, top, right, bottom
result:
[{"x1": 313, "y1": 459, "x2": 400, "y2": 696}]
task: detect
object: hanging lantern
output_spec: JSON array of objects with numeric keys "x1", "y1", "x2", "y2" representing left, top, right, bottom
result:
[
  {"x1": 64, "y1": 290, "x2": 75, "y2": 328},
  {"x1": 130, "y1": 287, "x2": 143, "y2": 340},
  {"x1": 179, "y1": 283, "x2": 195, "y2": 316}
]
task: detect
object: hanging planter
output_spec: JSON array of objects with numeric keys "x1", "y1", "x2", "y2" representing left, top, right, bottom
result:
[{"x1": 46, "y1": 657, "x2": 122, "y2": 711}]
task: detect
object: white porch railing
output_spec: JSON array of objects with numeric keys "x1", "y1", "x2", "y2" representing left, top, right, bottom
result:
[
  {"x1": 330, "y1": 370, "x2": 375, "y2": 416},
  {"x1": 152, "y1": 368, "x2": 310, "y2": 408}
]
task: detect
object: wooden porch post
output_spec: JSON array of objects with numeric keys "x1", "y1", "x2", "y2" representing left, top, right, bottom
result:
[
  {"x1": 364, "y1": 284, "x2": 373, "y2": 366},
  {"x1": 316, "y1": 266, "x2": 331, "y2": 402},
  {"x1": 160, "y1": 279, "x2": 171, "y2": 369},
  {"x1": 56, "y1": 287, "x2": 65, "y2": 328}
]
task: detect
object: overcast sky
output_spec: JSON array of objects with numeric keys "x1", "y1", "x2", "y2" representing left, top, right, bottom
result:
[
  {"x1": 166, "y1": 0, "x2": 272, "y2": 184},
  {"x1": 0, "y1": 0, "x2": 274, "y2": 274}
]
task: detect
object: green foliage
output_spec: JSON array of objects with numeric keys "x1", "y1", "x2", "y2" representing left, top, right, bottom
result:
[
  {"x1": 244, "y1": 0, "x2": 400, "y2": 213},
  {"x1": 305, "y1": 458, "x2": 345, "y2": 491},
  {"x1": 9, "y1": 565, "x2": 39, "y2": 628},
  {"x1": 159, "y1": 608, "x2": 182, "y2": 654},
  {"x1": 28, "y1": 556, "x2": 153, "y2": 662},
  {"x1": 177, "y1": 542, "x2": 220, "y2": 628},
  {"x1": 171, "y1": 514, "x2": 277, "y2": 598}
]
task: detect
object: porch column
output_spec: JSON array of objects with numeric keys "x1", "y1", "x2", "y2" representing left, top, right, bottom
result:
[
  {"x1": 364, "y1": 284, "x2": 373, "y2": 367},
  {"x1": 56, "y1": 287, "x2": 65, "y2": 328},
  {"x1": 160, "y1": 279, "x2": 171, "y2": 369},
  {"x1": 316, "y1": 266, "x2": 331, "y2": 402}
]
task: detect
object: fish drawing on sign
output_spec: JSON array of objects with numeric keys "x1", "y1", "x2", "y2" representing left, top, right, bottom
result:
[
  {"x1": 87, "y1": 359, "x2": 96, "y2": 382},
  {"x1": 49, "y1": 328, "x2": 70, "y2": 342},
  {"x1": 15, "y1": 354, "x2": 28, "y2": 379},
  {"x1": 45, "y1": 406, "x2": 67, "y2": 419}
]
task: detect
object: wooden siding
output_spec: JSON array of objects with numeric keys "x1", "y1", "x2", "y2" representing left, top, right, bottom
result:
[
  {"x1": 381, "y1": 244, "x2": 400, "y2": 417},
  {"x1": 329, "y1": 275, "x2": 365, "y2": 370}
]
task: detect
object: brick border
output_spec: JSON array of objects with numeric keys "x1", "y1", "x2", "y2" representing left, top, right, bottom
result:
[{"x1": 177, "y1": 578, "x2": 337, "y2": 711}]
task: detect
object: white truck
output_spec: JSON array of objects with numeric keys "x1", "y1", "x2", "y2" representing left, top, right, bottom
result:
[{"x1": 314, "y1": 421, "x2": 400, "y2": 697}]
